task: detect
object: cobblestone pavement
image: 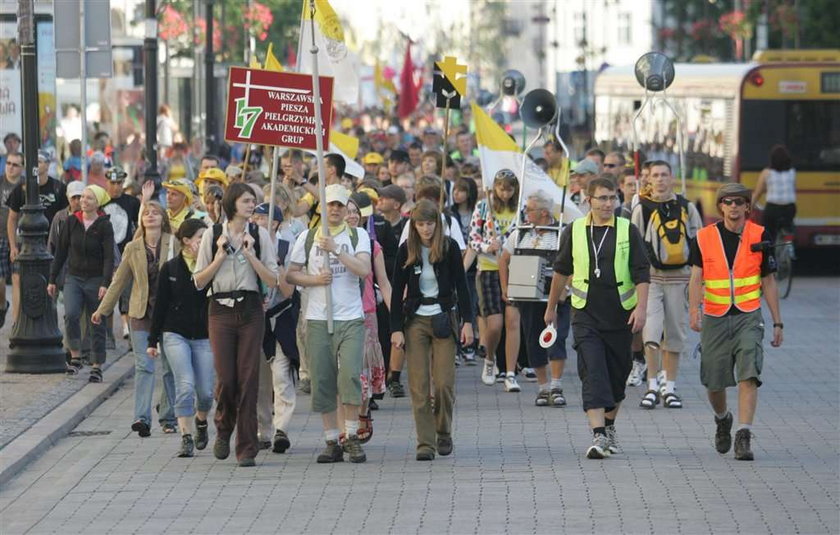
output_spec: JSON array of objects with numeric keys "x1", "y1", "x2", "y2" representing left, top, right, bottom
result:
[
  {"x1": 0, "y1": 277, "x2": 837, "y2": 534},
  {"x1": 0, "y1": 297, "x2": 130, "y2": 449}
]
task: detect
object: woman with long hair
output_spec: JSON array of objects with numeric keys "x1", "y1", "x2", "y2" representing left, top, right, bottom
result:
[
  {"x1": 468, "y1": 169, "x2": 520, "y2": 391},
  {"x1": 194, "y1": 182, "x2": 278, "y2": 467},
  {"x1": 449, "y1": 178, "x2": 480, "y2": 365},
  {"x1": 92, "y1": 201, "x2": 177, "y2": 436},
  {"x1": 48, "y1": 185, "x2": 115, "y2": 383},
  {"x1": 752, "y1": 144, "x2": 796, "y2": 241},
  {"x1": 391, "y1": 200, "x2": 474, "y2": 460},
  {"x1": 147, "y1": 219, "x2": 215, "y2": 458}
]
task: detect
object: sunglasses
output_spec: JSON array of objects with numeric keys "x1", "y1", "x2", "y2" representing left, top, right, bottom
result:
[
  {"x1": 603, "y1": 163, "x2": 618, "y2": 168},
  {"x1": 720, "y1": 197, "x2": 747, "y2": 206}
]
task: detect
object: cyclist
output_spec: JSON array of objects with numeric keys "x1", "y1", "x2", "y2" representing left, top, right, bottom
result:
[{"x1": 751, "y1": 145, "x2": 796, "y2": 242}]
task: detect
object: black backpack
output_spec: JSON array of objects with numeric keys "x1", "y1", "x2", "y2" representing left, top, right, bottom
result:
[{"x1": 211, "y1": 222, "x2": 262, "y2": 259}]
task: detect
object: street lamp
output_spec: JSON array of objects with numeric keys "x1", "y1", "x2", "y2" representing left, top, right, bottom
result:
[
  {"x1": 205, "y1": 0, "x2": 216, "y2": 154},
  {"x1": 6, "y1": 0, "x2": 65, "y2": 373},
  {"x1": 143, "y1": 0, "x2": 161, "y2": 191}
]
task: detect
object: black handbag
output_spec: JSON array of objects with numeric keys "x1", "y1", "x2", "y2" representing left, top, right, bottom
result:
[{"x1": 430, "y1": 311, "x2": 452, "y2": 339}]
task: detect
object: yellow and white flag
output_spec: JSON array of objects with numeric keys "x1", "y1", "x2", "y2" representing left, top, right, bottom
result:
[
  {"x1": 264, "y1": 43, "x2": 284, "y2": 72},
  {"x1": 300, "y1": 131, "x2": 364, "y2": 178},
  {"x1": 298, "y1": 0, "x2": 358, "y2": 104},
  {"x1": 472, "y1": 103, "x2": 582, "y2": 223}
]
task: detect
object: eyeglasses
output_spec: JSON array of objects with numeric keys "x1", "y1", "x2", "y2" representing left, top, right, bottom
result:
[
  {"x1": 720, "y1": 197, "x2": 747, "y2": 206},
  {"x1": 6, "y1": 162, "x2": 21, "y2": 168},
  {"x1": 603, "y1": 163, "x2": 618, "y2": 169},
  {"x1": 590, "y1": 194, "x2": 618, "y2": 203}
]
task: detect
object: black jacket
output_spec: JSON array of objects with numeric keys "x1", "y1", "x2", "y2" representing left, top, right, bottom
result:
[
  {"x1": 390, "y1": 237, "x2": 473, "y2": 333},
  {"x1": 148, "y1": 254, "x2": 209, "y2": 347},
  {"x1": 49, "y1": 211, "x2": 115, "y2": 285}
]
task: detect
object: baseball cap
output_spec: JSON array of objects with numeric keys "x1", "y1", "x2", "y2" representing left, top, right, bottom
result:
[
  {"x1": 324, "y1": 184, "x2": 350, "y2": 206},
  {"x1": 716, "y1": 182, "x2": 751, "y2": 204},
  {"x1": 106, "y1": 166, "x2": 128, "y2": 182},
  {"x1": 341, "y1": 117, "x2": 354, "y2": 130},
  {"x1": 66, "y1": 181, "x2": 85, "y2": 199},
  {"x1": 254, "y1": 202, "x2": 284, "y2": 223},
  {"x1": 162, "y1": 178, "x2": 194, "y2": 203},
  {"x1": 37, "y1": 150, "x2": 52, "y2": 163},
  {"x1": 196, "y1": 167, "x2": 229, "y2": 188},
  {"x1": 363, "y1": 152, "x2": 384, "y2": 165},
  {"x1": 356, "y1": 186, "x2": 379, "y2": 204},
  {"x1": 388, "y1": 149, "x2": 410, "y2": 163},
  {"x1": 225, "y1": 164, "x2": 243, "y2": 178},
  {"x1": 571, "y1": 159, "x2": 599, "y2": 175},
  {"x1": 379, "y1": 184, "x2": 407, "y2": 205},
  {"x1": 350, "y1": 191, "x2": 374, "y2": 217}
]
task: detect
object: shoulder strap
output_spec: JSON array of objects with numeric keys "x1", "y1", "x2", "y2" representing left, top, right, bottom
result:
[
  {"x1": 210, "y1": 223, "x2": 222, "y2": 257},
  {"x1": 248, "y1": 222, "x2": 261, "y2": 260},
  {"x1": 303, "y1": 228, "x2": 317, "y2": 266},
  {"x1": 277, "y1": 238, "x2": 290, "y2": 266}
]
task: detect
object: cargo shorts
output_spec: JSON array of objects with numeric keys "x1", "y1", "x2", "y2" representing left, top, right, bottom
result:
[{"x1": 700, "y1": 310, "x2": 764, "y2": 391}]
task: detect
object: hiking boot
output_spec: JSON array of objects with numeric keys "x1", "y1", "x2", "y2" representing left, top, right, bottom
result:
[
  {"x1": 626, "y1": 360, "x2": 647, "y2": 387},
  {"x1": 714, "y1": 412, "x2": 733, "y2": 454},
  {"x1": 343, "y1": 435, "x2": 367, "y2": 463},
  {"x1": 177, "y1": 434, "x2": 195, "y2": 458},
  {"x1": 213, "y1": 437, "x2": 230, "y2": 460},
  {"x1": 316, "y1": 440, "x2": 344, "y2": 463},
  {"x1": 586, "y1": 434, "x2": 611, "y2": 460},
  {"x1": 388, "y1": 380, "x2": 406, "y2": 398},
  {"x1": 535, "y1": 390, "x2": 551, "y2": 407},
  {"x1": 734, "y1": 429, "x2": 754, "y2": 461},
  {"x1": 194, "y1": 418, "x2": 209, "y2": 450},
  {"x1": 437, "y1": 435, "x2": 453, "y2": 456},
  {"x1": 480, "y1": 359, "x2": 496, "y2": 386},
  {"x1": 605, "y1": 425, "x2": 622, "y2": 454},
  {"x1": 550, "y1": 388, "x2": 566, "y2": 407},
  {"x1": 273, "y1": 430, "x2": 291, "y2": 453},
  {"x1": 299, "y1": 377, "x2": 311, "y2": 394}
]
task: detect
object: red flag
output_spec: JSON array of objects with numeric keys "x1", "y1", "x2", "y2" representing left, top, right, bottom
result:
[
  {"x1": 286, "y1": 43, "x2": 297, "y2": 70},
  {"x1": 398, "y1": 41, "x2": 419, "y2": 119}
]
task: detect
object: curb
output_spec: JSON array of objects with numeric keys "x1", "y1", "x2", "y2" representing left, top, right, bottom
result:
[{"x1": 0, "y1": 350, "x2": 135, "y2": 487}]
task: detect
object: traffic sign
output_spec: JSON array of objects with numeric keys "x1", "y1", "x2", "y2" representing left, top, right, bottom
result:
[{"x1": 224, "y1": 67, "x2": 333, "y2": 150}]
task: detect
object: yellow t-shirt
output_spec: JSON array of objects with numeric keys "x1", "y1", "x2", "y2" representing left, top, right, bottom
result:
[{"x1": 477, "y1": 208, "x2": 516, "y2": 272}]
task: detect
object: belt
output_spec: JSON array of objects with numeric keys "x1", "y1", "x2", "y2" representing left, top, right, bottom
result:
[
  {"x1": 419, "y1": 297, "x2": 439, "y2": 306},
  {"x1": 212, "y1": 290, "x2": 258, "y2": 301}
]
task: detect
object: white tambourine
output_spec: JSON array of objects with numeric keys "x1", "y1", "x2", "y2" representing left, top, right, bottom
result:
[{"x1": 539, "y1": 324, "x2": 557, "y2": 349}]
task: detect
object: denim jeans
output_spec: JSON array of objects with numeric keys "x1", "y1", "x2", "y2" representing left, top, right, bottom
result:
[
  {"x1": 130, "y1": 329, "x2": 176, "y2": 426},
  {"x1": 162, "y1": 332, "x2": 215, "y2": 418},
  {"x1": 63, "y1": 275, "x2": 106, "y2": 364}
]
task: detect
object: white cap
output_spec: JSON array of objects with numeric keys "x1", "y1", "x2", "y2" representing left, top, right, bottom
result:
[
  {"x1": 324, "y1": 184, "x2": 350, "y2": 205},
  {"x1": 66, "y1": 181, "x2": 85, "y2": 199}
]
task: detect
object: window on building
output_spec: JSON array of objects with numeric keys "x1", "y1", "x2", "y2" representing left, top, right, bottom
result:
[{"x1": 618, "y1": 13, "x2": 632, "y2": 45}]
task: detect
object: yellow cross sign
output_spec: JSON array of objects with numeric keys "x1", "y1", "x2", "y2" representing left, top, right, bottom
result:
[{"x1": 436, "y1": 56, "x2": 467, "y2": 96}]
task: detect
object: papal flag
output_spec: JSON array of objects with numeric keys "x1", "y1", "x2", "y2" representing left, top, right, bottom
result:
[
  {"x1": 298, "y1": 0, "x2": 358, "y2": 104},
  {"x1": 264, "y1": 42, "x2": 284, "y2": 72},
  {"x1": 472, "y1": 103, "x2": 582, "y2": 223}
]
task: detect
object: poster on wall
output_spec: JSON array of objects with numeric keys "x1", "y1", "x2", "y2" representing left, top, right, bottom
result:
[{"x1": 0, "y1": 21, "x2": 21, "y2": 139}]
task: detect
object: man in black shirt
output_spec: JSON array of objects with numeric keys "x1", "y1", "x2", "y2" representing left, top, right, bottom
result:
[
  {"x1": 689, "y1": 182, "x2": 782, "y2": 461},
  {"x1": 546, "y1": 178, "x2": 650, "y2": 460}
]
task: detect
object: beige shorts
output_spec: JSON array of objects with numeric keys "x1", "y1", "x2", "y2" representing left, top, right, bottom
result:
[{"x1": 643, "y1": 280, "x2": 688, "y2": 354}]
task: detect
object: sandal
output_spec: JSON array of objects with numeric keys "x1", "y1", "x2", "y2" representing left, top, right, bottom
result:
[
  {"x1": 66, "y1": 359, "x2": 82, "y2": 376},
  {"x1": 88, "y1": 367, "x2": 103, "y2": 383},
  {"x1": 639, "y1": 389, "x2": 660, "y2": 409},
  {"x1": 161, "y1": 423, "x2": 177, "y2": 434},
  {"x1": 358, "y1": 413, "x2": 373, "y2": 444},
  {"x1": 662, "y1": 392, "x2": 683, "y2": 409}
]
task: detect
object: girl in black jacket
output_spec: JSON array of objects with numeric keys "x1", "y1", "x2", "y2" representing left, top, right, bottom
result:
[
  {"x1": 390, "y1": 200, "x2": 474, "y2": 461},
  {"x1": 147, "y1": 219, "x2": 214, "y2": 458}
]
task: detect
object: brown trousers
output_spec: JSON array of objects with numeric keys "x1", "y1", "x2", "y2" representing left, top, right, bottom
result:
[
  {"x1": 405, "y1": 314, "x2": 457, "y2": 454},
  {"x1": 208, "y1": 293, "x2": 264, "y2": 460}
]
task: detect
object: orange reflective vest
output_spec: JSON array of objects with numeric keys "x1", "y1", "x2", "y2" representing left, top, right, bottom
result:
[{"x1": 696, "y1": 220, "x2": 764, "y2": 317}]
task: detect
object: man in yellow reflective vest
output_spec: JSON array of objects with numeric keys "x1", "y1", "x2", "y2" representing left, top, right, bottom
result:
[
  {"x1": 546, "y1": 177, "x2": 650, "y2": 459},
  {"x1": 689, "y1": 183, "x2": 783, "y2": 461}
]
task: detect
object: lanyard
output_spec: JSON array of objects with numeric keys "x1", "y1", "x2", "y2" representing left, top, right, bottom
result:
[{"x1": 590, "y1": 223, "x2": 609, "y2": 279}]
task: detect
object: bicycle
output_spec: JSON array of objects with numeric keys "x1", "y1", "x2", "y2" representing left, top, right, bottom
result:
[{"x1": 773, "y1": 227, "x2": 795, "y2": 299}]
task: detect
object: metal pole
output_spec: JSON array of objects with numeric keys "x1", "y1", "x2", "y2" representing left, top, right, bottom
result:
[
  {"x1": 6, "y1": 0, "x2": 65, "y2": 373},
  {"x1": 144, "y1": 0, "x2": 160, "y2": 191},
  {"x1": 80, "y1": 0, "x2": 87, "y2": 185},
  {"x1": 309, "y1": 0, "x2": 334, "y2": 333},
  {"x1": 267, "y1": 147, "x2": 279, "y2": 232},
  {"x1": 205, "y1": 0, "x2": 216, "y2": 154}
]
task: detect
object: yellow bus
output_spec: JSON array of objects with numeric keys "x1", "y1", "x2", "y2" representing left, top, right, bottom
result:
[{"x1": 594, "y1": 50, "x2": 840, "y2": 248}]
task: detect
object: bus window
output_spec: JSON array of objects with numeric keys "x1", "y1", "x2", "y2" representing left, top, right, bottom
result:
[{"x1": 740, "y1": 100, "x2": 840, "y2": 172}]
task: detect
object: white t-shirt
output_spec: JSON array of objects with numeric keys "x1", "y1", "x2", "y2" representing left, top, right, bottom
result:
[
  {"x1": 289, "y1": 227, "x2": 371, "y2": 321},
  {"x1": 398, "y1": 213, "x2": 466, "y2": 250},
  {"x1": 416, "y1": 246, "x2": 442, "y2": 316}
]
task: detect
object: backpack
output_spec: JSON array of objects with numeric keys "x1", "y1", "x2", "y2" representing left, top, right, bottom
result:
[
  {"x1": 640, "y1": 195, "x2": 690, "y2": 270},
  {"x1": 211, "y1": 222, "x2": 261, "y2": 260},
  {"x1": 302, "y1": 226, "x2": 365, "y2": 296}
]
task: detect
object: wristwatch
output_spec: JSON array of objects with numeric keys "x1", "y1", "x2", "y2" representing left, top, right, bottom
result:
[{"x1": 773, "y1": 323, "x2": 784, "y2": 329}]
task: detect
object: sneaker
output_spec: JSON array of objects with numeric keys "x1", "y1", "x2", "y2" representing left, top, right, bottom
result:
[
  {"x1": 316, "y1": 440, "x2": 344, "y2": 463},
  {"x1": 238, "y1": 457, "x2": 256, "y2": 467},
  {"x1": 343, "y1": 435, "x2": 367, "y2": 463},
  {"x1": 131, "y1": 420, "x2": 151, "y2": 438},
  {"x1": 626, "y1": 360, "x2": 647, "y2": 387},
  {"x1": 177, "y1": 434, "x2": 195, "y2": 458},
  {"x1": 714, "y1": 412, "x2": 733, "y2": 454},
  {"x1": 522, "y1": 368, "x2": 538, "y2": 382},
  {"x1": 550, "y1": 388, "x2": 566, "y2": 407},
  {"x1": 301, "y1": 378, "x2": 313, "y2": 394},
  {"x1": 586, "y1": 434, "x2": 611, "y2": 459},
  {"x1": 535, "y1": 390, "x2": 551, "y2": 407},
  {"x1": 462, "y1": 348, "x2": 477, "y2": 366},
  {"x1": 388, "y1": 380, "x2": 406, "y2": 398},
  {"x1": 605, "y1": 425, "x2": 622, "y2": 454},
  {"x1": 194, "y1": 418, "x2": 209, "y2": 450},
  {"x1": 213, "y1": 437, "x2": 230, "y2": 460},
  {"x1": 495, "y1": 372, "x2": 506, "y2": 383},
  {"x1": 503, "y1": 374, "x2": 521, "y2": 393},
  {"x1": 437, "y1": 435, "x2": 453, "y2": 456},
  {"x1": 480, "y1": 359, "x2": 496, "y2": 386},
  {"x1": 454, "y1": 353, "x2": 461, "y2": 367},
  {"x1": 734, "y1": 429, "x2": 754, "y2": 461},
  {"x1": 273, "y1": 430, "x2": 291, "y2": 453},
  {"x1": 416, "y1": 450, "x2": 435, "y2": 461}
]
